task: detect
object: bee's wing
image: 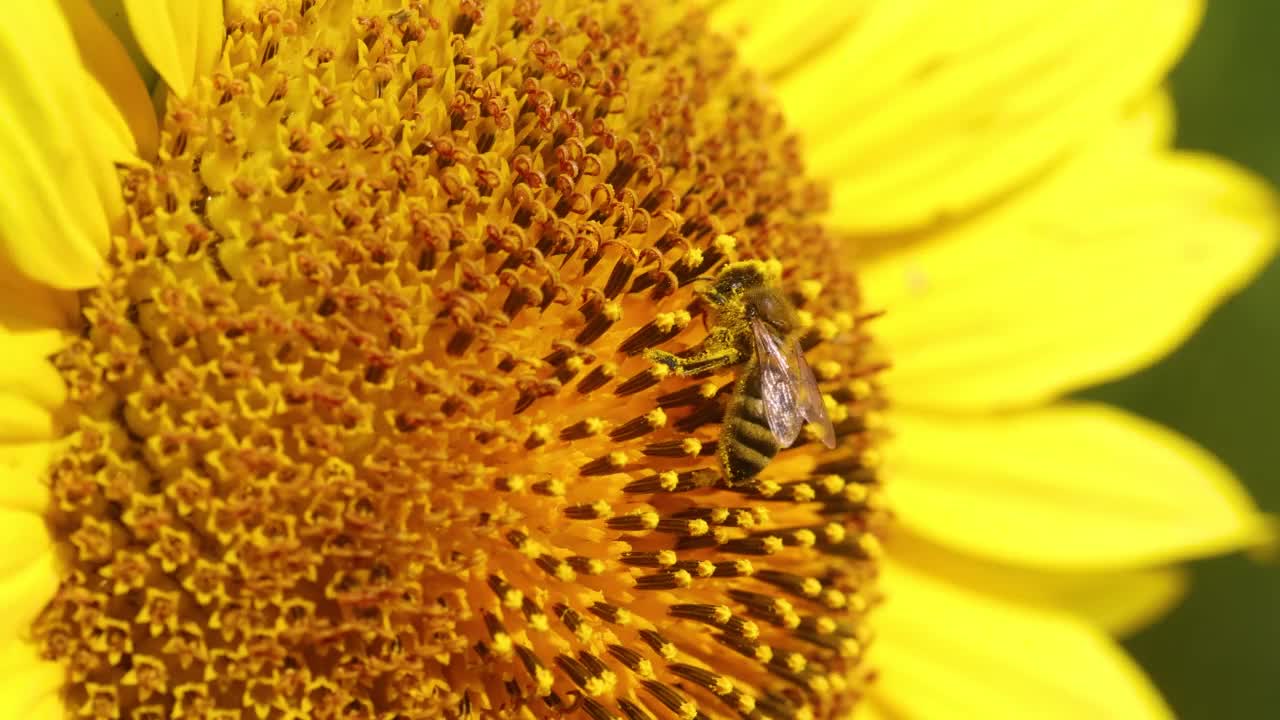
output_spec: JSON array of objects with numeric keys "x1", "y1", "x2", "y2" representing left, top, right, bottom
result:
[
  {"x1": 750, "y1": 317, "x2": 803, "y2": 446},
  {"x1": 791, "y1": 338, "x2": 837, "y2": 448}
]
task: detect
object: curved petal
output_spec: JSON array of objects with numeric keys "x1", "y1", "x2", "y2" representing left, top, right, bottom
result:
[
  {"x1": 0, "y1": 641, "x2": 64, "y2": 719},
  {"x1": 0, "y1": 442, "x2": 61, "y2": 515},
  {"x1": 60, "y1": 0, "x2": 159, "y2": 159},
  {"x1": 889, "y1": 532, "x2": 1189, "y2": 636},
  {"x1": 708, "y1": 0, "x2": 869, "y2": 79},
  {"x1": 861, "y1": 132, "x2": 1278, "y2": 412},
  {"x1": 0, "y1": 4, "x2": 117, "y2": 289},
  {"x1": 0, "y1": 279, "x2": 70, "y2": 439},
  {"x1": 122, "y1": 0, "x2": 224, "y2": 97},
  {"x1": 870, "y1": 561, "x2": 1174, "y2": 720},
  {"x1": 0, "y1": 542, "x2": 58, "y2": 647},
  {"x1": 887, "y1": 403, "x2": 1271, "y2": 570},
  {"x1": 781, "y1": 0, "x2": 1199, "y2": 233}
]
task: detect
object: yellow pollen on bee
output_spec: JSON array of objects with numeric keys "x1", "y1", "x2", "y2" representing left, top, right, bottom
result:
[
  {"x1": 650, "y1": 362, "x2": 673, "y2": 379},
  {"x1": 761, "y1": 258, "x2": 784, "y2": 282}
]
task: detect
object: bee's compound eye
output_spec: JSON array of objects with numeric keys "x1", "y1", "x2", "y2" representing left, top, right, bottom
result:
[{"x1": 755, "y1": 294, "x2": 791, "y2": 329}]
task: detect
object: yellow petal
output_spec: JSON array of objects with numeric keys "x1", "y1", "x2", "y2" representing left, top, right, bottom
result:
[
  {"x1": 888, "y1": 403, "x2": 1271, "y2": 570},
  {"x1": 0, "y1": 550, "x2": 58, "y2": 649},
  {"x1": 0, "y1": 442, "x2": 61, "y2": 515},
  {"x1": 0, "y1": 396, "x2": 58, "y2": 444},
  {"x1": 60, "y1": 0, "x2": 159, "y2": 159},
  {"x1": 0, "y1": 641, "x2": 64, "y2": 719},
  {"x1": 0, "y1": 315, "x2": 70, "y2": 443},
  {"x1": 783, "y1": 0, "x2": 1199, "y2": 232},
  {"x1": 708, "y1": 0, "x2": 868, "y2": 79},
  {"x1": 890, "y1": 532, "x2": 1189, "y2": 636},
  {"x1": 0, "y1": 4, "x2": 117, "y2": 289},
  {"x1": 1050, "y1": 566, "x2": 1188, "y2": 638},
  {"x1": 193, "y1": 0, "x2": 225, "y2": 87},
  {"x1": 122, "y1": 0, "x2": 223, "y2": 97},
  {"x1": 861, "y1": 142, "x2": 1278, "y2": 412},
  {"x1": 871, "y1": 560, "x2": 1174, "y2": 720},
  {"x1": 0, "y1": 264, "x2": 77, "y2": 345}
]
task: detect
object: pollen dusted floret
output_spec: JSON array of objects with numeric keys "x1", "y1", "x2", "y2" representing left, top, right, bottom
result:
[{"x1": 35, "y1": 1, "x2": 886, "y2": 719}]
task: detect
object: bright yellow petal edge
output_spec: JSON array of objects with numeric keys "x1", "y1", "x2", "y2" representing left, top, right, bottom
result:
[
  {"x1": 0, "y1": 1, "x2": 1275, "y2": 719},
  {"x1": 866, "y1": 562, "x2": 1176, "y2": 720}
]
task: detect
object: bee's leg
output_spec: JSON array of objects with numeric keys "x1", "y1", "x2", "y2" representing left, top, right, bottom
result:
[{"x1": 648, "y1": 346, "x2": 743, "y2": 376}]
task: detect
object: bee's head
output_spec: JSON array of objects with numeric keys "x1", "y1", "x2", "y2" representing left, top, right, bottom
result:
[
  {"x1": 744, "y1": 287, "x2": 797, "y2": 334},
  {"x1": 702, "y1": 260, "x2": 772, "y2": 305}
]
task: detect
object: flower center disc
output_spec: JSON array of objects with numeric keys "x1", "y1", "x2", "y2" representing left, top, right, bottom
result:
[{"x1": 36, "y1": 2, "x2": 886, "y2": 718}]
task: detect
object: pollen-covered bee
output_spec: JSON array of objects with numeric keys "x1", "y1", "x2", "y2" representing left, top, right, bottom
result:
[{"x1": 649, "y1": 260, "x2": 836, "y2": 484}]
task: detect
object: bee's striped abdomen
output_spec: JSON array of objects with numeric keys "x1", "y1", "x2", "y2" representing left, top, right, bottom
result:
[{"x1": 719, "y1": 363, "x2": 780, "y2": 484}]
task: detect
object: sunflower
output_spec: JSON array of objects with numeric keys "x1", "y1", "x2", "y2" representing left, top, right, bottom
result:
[{"x1": 2, "y1": 1, "x2": 1274, "y2": 719}]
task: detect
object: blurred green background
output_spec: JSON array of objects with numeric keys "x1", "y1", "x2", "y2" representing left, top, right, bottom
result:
[{"x1": 1083, "y1": 1, "x2": 1280, "y2": 717}]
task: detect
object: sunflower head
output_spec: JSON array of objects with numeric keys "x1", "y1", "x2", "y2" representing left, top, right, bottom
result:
[{"x1": 33, "y1": 1, "x2": 888, "y2": 718}]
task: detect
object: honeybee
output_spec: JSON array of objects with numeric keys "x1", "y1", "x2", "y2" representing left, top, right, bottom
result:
[{"x1": 649, "y1": 260, "x2": 836, "y2": 484}]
